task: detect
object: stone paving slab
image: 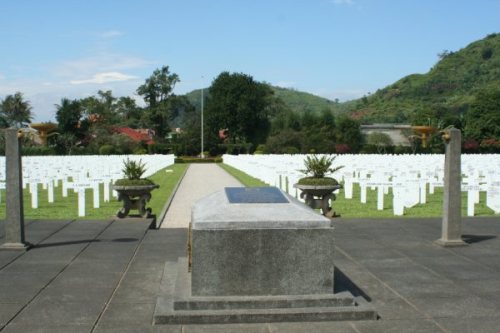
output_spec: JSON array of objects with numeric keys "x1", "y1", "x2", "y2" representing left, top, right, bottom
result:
[
  {"x1": 0, "y1": 218, "x2": 153, "y2": 332},
  {"x1": 1, "y1": 216, "x2": 500, "y2": 332}
]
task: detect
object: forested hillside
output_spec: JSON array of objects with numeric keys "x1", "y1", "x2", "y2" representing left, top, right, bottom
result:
[
  {"x1": 179, "y1": 33, "x2": 499, "y2": 153},
  {"x1": 348, "y1": 33, "x2": 500, "y2": 126}
]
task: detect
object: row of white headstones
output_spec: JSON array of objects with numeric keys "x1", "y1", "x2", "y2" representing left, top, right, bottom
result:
[
  {"x1": 0, "y1": 155, "x2": 175, "y2": 217},
  {"x1": 223, "y1": 154, "x2": 500, "y2": 216}
]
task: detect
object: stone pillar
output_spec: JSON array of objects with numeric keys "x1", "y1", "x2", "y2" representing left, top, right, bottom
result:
[
  {"x1": 0, "y1": 129, "x2": 31, "y2": 251},
  {"x1": 435, "y1": 128, "x2": 467, "y2": 247}
]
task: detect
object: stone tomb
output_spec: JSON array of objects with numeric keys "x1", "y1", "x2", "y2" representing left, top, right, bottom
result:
[{"x1": 154, "y1": 187, "x2": 376, "y2": 324}]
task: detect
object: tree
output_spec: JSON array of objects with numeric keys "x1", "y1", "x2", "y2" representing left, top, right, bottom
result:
[
  {"x1": 318, "y1": 108, "x2": 335, "y2": 130},
  {"x1": 80, "y1": 90, "x2": 119, "y2": 125},
  {"x1": 171, "y1": 101, "x2": 201, "y2": 156},
  {"x1": 54, "y1": 98, "x2": 86, "y2": 154},
  {"x1": 206, "y1": 72, "x2": 274, "y2": 148},
  {"x1": 55, "y1": 98, "x2": 82, "y2": 134},
  {"x1": 116, "y1": 97, "x2": 143, "y2": 127},
  {"x1": 464, "y1": 88, "x2": 500, "y2": 141},
  {"x1": 136, "y1": 66, "x2": 180, "y2": 108},
  {"x1": 0, "y1": 92, "x2": 33, "y2": 127},
  {"x1": 285, "y1": 111, "x2": 302, "y2": 131},
  {"x1": 264, "y1": 129, "x2": 304, "y2": 154},
  {"x1": 54, "y1": 133, "x2": 79, "y2": 155},
  {"x1": 335, "y1": 116, "x2": 363, "y2": 153},
  {"x1": 367, "y1": 132, "x2": 393, "y2": 153},
  {"x1": 137, "y1": 66, "x2": 181, "y2": 138},
  {"x1": 139, "y1": 95, "x2": 193, "y2": 139},
  {"x1": 301, "y1": 111, "x2": 316, "y2": 129}
]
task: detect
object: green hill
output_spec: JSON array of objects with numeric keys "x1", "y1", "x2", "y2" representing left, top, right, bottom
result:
[
  {"x1": 182, "y1": 33, "x2": 499, "y2": 128},
  {"x1": 348, "y1": 33, "x2": 500, "y2": 124},
  {"x1": 184, "y1": 88, "x2": 206, "y2": 111},
  {"x1": 184, "y1": 85, "x2": 347, "y2": 115},
  {"x1": 269, "y1": 86, "x2": 345, "y2": 114}
]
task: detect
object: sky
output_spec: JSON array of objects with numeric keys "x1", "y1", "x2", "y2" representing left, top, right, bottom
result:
[{"x1": 0, "y1": 0, "x2": 499, "y2": 122}]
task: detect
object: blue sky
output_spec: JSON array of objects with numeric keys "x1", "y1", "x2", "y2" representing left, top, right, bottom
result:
[{"x1": 0, "y1": 0, "x2": 499, "y2": 121}]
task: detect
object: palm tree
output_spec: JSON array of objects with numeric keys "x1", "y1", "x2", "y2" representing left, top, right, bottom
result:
[
  {"x1": 0, "y1": 92, "x2": 33, "y2": 128},
  {"x1": 55, "y1": 97, "x2": 82, "y2": 133}
]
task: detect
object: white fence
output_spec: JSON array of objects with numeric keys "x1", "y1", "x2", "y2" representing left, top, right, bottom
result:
[
  {"x1": 0, "y1": 154, "x2": 175, "y2": 216},
  {"x1": 223, "y1": 154, "x2": 500, "y2": 216}
]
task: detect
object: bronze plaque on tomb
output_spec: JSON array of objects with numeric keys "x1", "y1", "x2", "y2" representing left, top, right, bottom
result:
[{"x1": 225, "y1": 187, "x2": 289, "y2": 204}]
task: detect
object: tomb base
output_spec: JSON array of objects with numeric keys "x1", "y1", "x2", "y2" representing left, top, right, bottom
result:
[{"x1": 154, "y1": 258, "x2": 377, "y2": 324}]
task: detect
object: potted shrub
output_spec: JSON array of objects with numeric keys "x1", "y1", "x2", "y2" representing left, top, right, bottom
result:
[
  {"x1": 112, "y1": 158, "x2": 159, "y2": 218},
  {"x1": 293, "y1": 155, "x2": 343, "y2": 217}
]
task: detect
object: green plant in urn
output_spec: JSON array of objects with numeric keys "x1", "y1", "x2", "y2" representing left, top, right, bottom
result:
[
  {"x1": 112, "y1": 158, "x2": 159, "y2": 218},
  {"x1": 294, "y1": 155, "x2": 343, "y2": 217}
]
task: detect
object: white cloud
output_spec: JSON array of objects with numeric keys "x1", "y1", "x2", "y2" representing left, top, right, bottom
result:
[
  {"x1": 0, "y1": 74, "x2": 4, "y2": 80},
  {"x1": 330, "y1": 0, "x2": 353, "y2": 5},
  {"x1": 1, "y1": 52, "x2": 151, "y2": 121},
  {"x1": 56, "y1": 54, "x2": 152, "y2": 78},
  {"x1": 70, "y1": 72, "x2": 138, "y2": 85},
  {"x1": 100, "y1": 30, "x2": 123, "y2": 38}
]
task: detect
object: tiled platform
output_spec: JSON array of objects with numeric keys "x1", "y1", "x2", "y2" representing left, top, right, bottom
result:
[{"x1": 1, "y1": 216, "x2": 500, "y2": 332}]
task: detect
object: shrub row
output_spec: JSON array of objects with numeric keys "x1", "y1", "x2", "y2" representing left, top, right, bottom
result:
[{"x1": 174, "y1": 157, "x2": 223, "y2": 164}]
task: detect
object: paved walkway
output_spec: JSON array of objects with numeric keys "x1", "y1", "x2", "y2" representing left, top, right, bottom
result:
[{"x1": 160, "y1": 164, "x2": 241, "y2": 229}]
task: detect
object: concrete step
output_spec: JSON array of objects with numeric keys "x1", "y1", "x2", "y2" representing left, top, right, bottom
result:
[
  {"x1": 153, "y1": 257, "x2": 378, "y2": 325},
  {"x1": 155, "y1": 298, "x2": 377, "y2": 324},
  {"x1": 174, "y1": 293, "x2": 355, "y2": 311}
]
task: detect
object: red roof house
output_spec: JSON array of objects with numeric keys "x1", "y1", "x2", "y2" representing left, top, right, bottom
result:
[{"x1": 114, "y1": 128, "x2": 155, "y2": 145}]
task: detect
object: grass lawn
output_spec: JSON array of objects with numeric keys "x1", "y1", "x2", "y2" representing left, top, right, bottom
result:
[
  {"x1": 0, "y1": 163, "x2": 188, "y2": 220},
  {"x1": 219, "y1": 163, "x2": 268, "y2": 187},
  {"x1": 221, "y1": 163, "x2": 498, "y2": 218},
  {"x1": 333, "y1": 184, "x2": 496, "y2": 218}
]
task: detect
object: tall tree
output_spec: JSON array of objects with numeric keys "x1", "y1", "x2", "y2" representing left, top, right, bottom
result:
[
  {"x1": 80, "y1": 90, "x2": 119, "y2": 125},
  {"x1": 116, "y1": 96, "x2": 142, "y2": 127},
  {"x1": 137, "y1": 66, "x2": 181, "y2": 138},
  {"x1": 206, "y1": 72, "x2": 274, "y2": 148},
  {"x1": 55, "y1": 98, "x2": 82, "y2": 134},
  {"x1": 136, "y1": 66, "x2": 180, "y2": 108},
  {"x1": 54, "y1": 98, "x2": 87, "y2": 154},
  {"x1": 0, "y1": 92, "x2": 33, "y2": 127}
]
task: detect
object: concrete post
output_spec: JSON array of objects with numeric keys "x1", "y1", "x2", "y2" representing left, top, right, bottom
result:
[
  {"x1": 0, "y1": 129, "x2": 31, "y2": 251},
  {"x1": 435, "y1": 128, "x2": 467, "y2": 247}
]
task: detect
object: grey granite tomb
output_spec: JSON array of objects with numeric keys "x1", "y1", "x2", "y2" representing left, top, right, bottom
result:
[
  {"x1": 154, "y1": 187, "x2": 377, "y2": 324},
  {"x1": 191, "y1": 187, "x2": 334, "y2": 296}
]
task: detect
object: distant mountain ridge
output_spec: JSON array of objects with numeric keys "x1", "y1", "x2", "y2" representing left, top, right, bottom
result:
[
  {"x1": 182, "y1": 33, "x2": 499, "y2": 125},
  {"x1": 348, "y1": 33, "x2": 500, "y2": 123}
]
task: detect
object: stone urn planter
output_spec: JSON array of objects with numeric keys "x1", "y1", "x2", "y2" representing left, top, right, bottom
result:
[
  {"x1": 112, "y1": 184, "x2": 159, "y2": 218},
  {"x1": 294, "y1": 183, "x2": 342, "y2": 217},
  {"x1": 113, "y1": 158, "x2": 159, "y2": 218},
  {"x1": 294, "y1": 155, "x2": 344, "y2": 218}
]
